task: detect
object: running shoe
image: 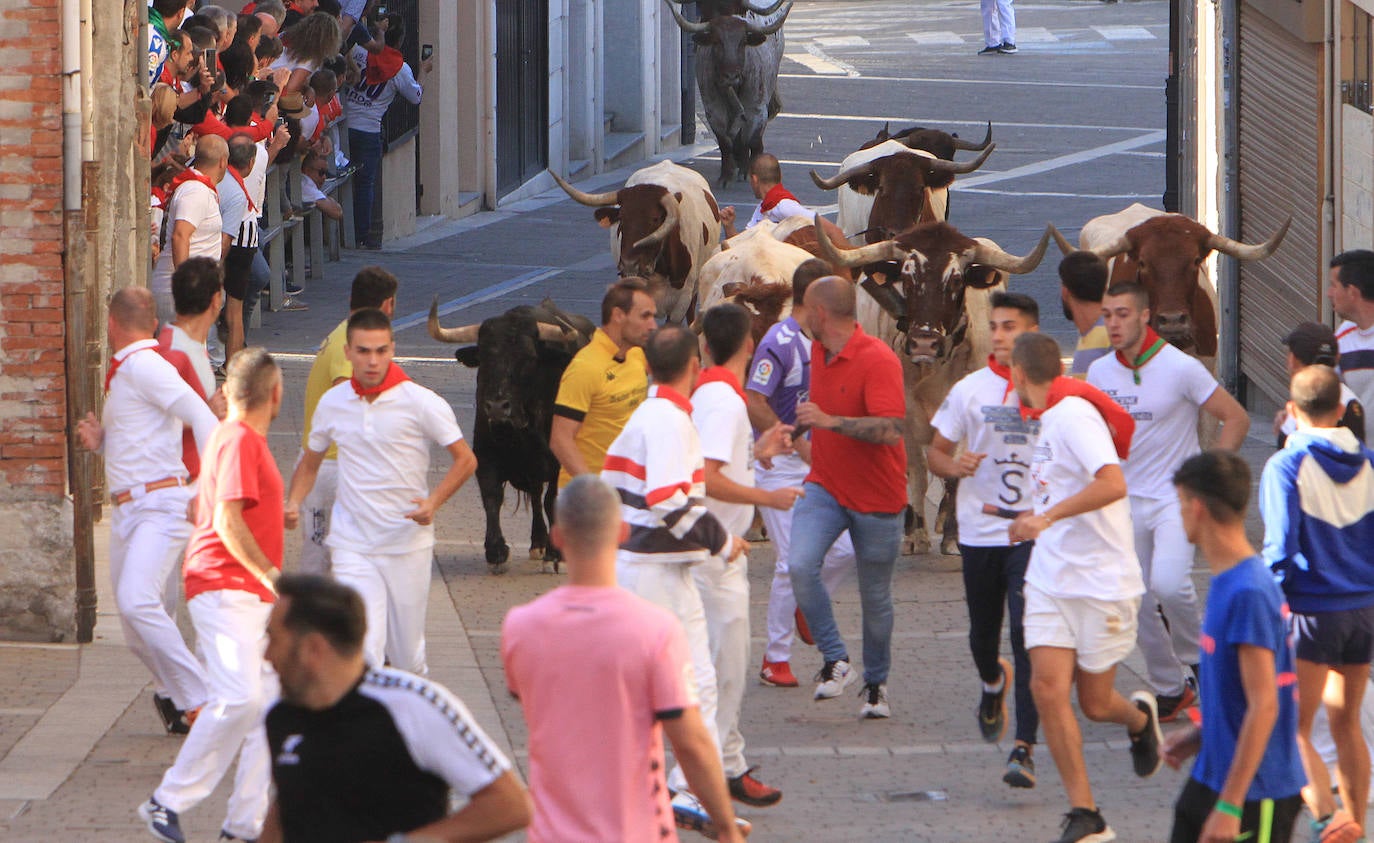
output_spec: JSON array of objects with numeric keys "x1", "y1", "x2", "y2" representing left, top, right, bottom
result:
[
  {"x1": 671, "y1": 790, "x2": 752, "y2": 839},
  {"x1": 998, "y1": 41, "x2": 1019, "y2": 54},
  {"x1": 859, "y1": 682, "x2": 890, "y2": 719},
  {"x1": 218, "y1": 832, "x2": 256, "y2": 842},
  {"x1": 813, "y1": 658, "x2": 855, "y2": 700},
  {"x1": 759, "y1": 660, "x2": 799, "y2": 687},
  {"x1": 1155, "y1": 680, "x2": 1197, "y2": 723},
  {"x1": 978, "y1": 657, "x2": 1011, "y2": 742},
  {"x1": 1129, "y1": 690, "x2": 1163, "y2": 778},
  {"x1": 978, "y1": 44, "x2": 1002, "y2": 55},
  {"x1": 138, "y1": 798, "x2": 185, "y2": 843},
  {"x1": 794, "y1": 607, "x2": 814, "y2": 645},
  {"x1": 1053, "y1": 807, "x2": 1115, "y2": 842},
  {"x1": 1003, "y1": 744, "x2": 1036, "y2": 788},
  {"x1": 728, "y1": 768, "x2": 782, "y2": 806}
]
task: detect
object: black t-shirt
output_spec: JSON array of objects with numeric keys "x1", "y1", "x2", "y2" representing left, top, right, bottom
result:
[{"x1": 267, "y1": 667, "x2": 508, "y2": 843}]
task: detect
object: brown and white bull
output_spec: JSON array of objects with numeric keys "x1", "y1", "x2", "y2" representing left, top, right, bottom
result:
[
  {"x1": 1051, "y1": 203, "x2": 1291, "y2": 364},
  {"x1": 695, "y1": 217, "x2": 818, "y2": 341},
  {"x1": 817, "y1": 218, "x2": 1052, "y2": 554},
  {"x1": 552, "y1": 160, "x2": 721, "y2": 324}
]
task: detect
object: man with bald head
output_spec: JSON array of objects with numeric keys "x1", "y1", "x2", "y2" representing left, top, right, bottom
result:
[
  {"x1": 791, "y1": 277, "x2": 908, "y2": 717},
  {"x1": 719, "y1": 152, "x2": 811, "y2": 238},
  {"x1": 153, "y1": 134, "x2": 229, "y2": 327},
  {"x1": 76, "y1": 287, "x2": 219, "y2": 735}
]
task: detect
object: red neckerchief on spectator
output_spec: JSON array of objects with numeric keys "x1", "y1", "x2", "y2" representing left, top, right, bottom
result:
[
  {"x1": 351, "y1": 362, "x2": 411, "y2": 397},
  {"x1": 364, "y1": 47, "x2": 405, "y2": 84},
  {"x1": 169, "y1": 167, "x2": 218, "y2": 199},
  {"x1": 105, "y1": 346, "x2": 154, "y2": 393},
  {"x1": 226, "y1": 165, "x2": 257, "y2": 212},
  {"x1": 987, "y1": 354, "x2": 1015, "y2": 404},
  {"x1": 1114, "y1": 326, "x2": 1167, "y2": 385},
  {"x1": 1019, "y1": 376, "x2": 1135, "y2": 459},
  {"x1": 241, "y1": 1, "x2": 257, "y2": 12},
  {"x1": 759, "y1": 183, "x2": 799, "y2": 212},
  {"x1": 152, "y1": 186, "x2": 169, "y2": 209},
  {"x1": 694, "y1": 366, "x2": 746, "y2": 401},
  {"x1": 159, "y1": 63, "x2": 177, "y2": 86}
]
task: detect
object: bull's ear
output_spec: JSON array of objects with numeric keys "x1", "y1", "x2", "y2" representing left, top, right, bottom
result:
[
  {"x1": 848, "y1": 172, "x2": 881, "y2": 196},
  {"x1": 454, "y1": 347, "x2": 481, "y2": 368},
  {"x1": 746, "y1": 31, "x2": 767, "y2": 46},
  {"x1": 867, "y1": 263, "x2": 898, "y2": 286},
  {"x1": 964, "y1": 265, "x2": 1005, "y2": 289},
  {"x1": 594, "y1": 208, "x2": 620, "y2": 228}
]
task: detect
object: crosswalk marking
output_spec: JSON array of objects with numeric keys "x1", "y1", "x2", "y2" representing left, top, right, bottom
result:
[
  {"x1": 1012, "y1": 26, "x2": 1059, "y2": 43},
  {"x1": 815, "y1": 35, "x2": 871, "y2": 47},
  {"x1": 907, "y1": 31, "x2": 966, "y2": 46},
  {"x1": 784, "y1": 52, "x2": 851, "y2": 76},
  {"x1": 1092, "y1": 24, "x2": 1157, "y2": 40}
]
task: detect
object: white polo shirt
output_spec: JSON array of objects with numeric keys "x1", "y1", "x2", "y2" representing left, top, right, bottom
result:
[
  {"x1": 1086, "y1": 343, "x2": 1218, "y2": 502},
  {"x1": 308, "y1": 379, "x2": 464, "y2": 554},
  {"x1": 1024, "y1": 396, "x2": 1143, "y2": 601},
  {"x1": 692, "y1": 378, "x2": 755, "y2": 538},
  {"x1": 930, "y1": 365, "x2": 1038, "y2": 547},
  {"x1": 103, "y1": 339, "x2": 218, "y2": 493}
]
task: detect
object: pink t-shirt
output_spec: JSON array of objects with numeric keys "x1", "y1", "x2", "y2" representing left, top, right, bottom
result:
[{"x1": 501, "y1": 585, "x2": 696, "y2": 843}]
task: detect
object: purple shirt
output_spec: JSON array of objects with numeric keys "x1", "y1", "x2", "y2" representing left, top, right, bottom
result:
[{"x1": 747, "y1": 316, "x2": 810, "y2": 426}]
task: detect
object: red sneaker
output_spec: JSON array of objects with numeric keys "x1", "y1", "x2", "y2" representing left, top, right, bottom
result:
[
  {"x1": 728, "y1": 768, "x2": 783, "y2": 806},
  {"x1": 794, "y1": 608, "x2": 814, "y2": 646},
  {"x1": 759, "y1": 660, "x2": 799, "y2": 687}
]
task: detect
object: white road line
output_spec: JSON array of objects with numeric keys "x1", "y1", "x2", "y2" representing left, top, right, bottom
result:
[
  {"x1": 957, "y1": 188, "x2": 1159, "y2": 199},
  {"x1": 955, "y1": 130, "x2": 1167, "y2": 189},
  {"x1": 1012, "y1": 26, "x2": 1059, "y2": 43},
  {"x1": 1093, "y1": 24, "x2": 1157, "y2": 40},
  {"x1": 777, "y1": 73, "x2": 1161, "y2": 91},
  {"x1": 804, "y1": 42, "x2": 860, "y2": 77},
  {"x1": 815, "y1": 34, "x2": 870, "y2": 47},
  {"x1": 776, "y1": 111, "x2": 1161, "y2": 133},
  {"x1": 784, "y1": 52, "x2": 850, "y2": 76},
  {"x1": 391, "y1": 267, "x2": 565, "y2": 333},
  {"x1": 907, "y1": 31, "x2": 966, "y2": 45}
]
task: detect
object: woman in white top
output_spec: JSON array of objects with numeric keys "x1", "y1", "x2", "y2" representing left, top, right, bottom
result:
[{"x1": 270, "y1": 11, "x2": 340, "y2": 104}]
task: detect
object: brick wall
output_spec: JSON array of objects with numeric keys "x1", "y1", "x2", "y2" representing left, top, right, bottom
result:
[{"x1": 0, "y1": 0, "x2": 75, "y2": 641}]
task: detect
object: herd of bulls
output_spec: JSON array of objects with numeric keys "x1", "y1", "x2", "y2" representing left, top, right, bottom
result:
[{"x1": 428, "y1": 0, "x2": 1293, "y2": 569}]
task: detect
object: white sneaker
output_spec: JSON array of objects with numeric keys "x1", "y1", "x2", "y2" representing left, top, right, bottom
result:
[
  {"x1": 813, "y1": 658, "x2": 856, "y2": 700},
  {"x1": 671, "y1": 790, "x2": 752, "y2": 839},
  {"x1": 859, "y1": 682, "x2": 890, "y2": 719}
]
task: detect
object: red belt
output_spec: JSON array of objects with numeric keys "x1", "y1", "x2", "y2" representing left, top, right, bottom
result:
[{"x1": 112, "y1": 476, "x2": 187, "y2": 506}]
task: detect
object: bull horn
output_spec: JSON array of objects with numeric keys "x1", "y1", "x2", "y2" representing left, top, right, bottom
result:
[
  {"x1": 1048, "y1": 224, "x2": 1076, "y2": 256},
  {"x1": 1207, "y1": 217, "x2": 1291, "y2": 261},
  {"x1": 813, "y1": 214, "x2": 904, "y2": 268},
  {"x1": 952, "y1": 122, "x2": 993, "y2": 151},
  {"x1": 810, "y1": 161, "x2": 870, "y2": 191},
  {"x1": 746, "y1": 0, "x2": 789, "y2": 14},
  {"x1": 550, "y1": 170, "x2": 619, "y2": 207},
  {"x1": 744, "y1": 0, "x2": 792, "y2": 34},
  {"x1": 428, "y1": 297, "x2": 481, "y2": 344},
  {"x1": 536, "y1": 322, "x2": 571, "y2": 342},
  {"x1": 926, "y1": 143, "x2": 996, "y2": 175},
  {"x1": 970, "y1": 225, "x2": 1053, "y2": 275},
  {"x1": 1089, "y1": 233, "x2": 1132, "y2": 261},
  {"x1": 633, "y1": 191, "x2": 681, "y2": 251},
  {"x1": 663, "y1": 0, "x2": 711, "y2": 33}
]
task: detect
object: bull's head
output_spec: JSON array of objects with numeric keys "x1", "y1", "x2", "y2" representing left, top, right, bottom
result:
[
  {"x1": 1051, "y1": 215, "x2": 1290, "y2": 349},
  {"x1": 665, "y1": 0, "x2": 791, "y2": 20},
  {"x1": 862, "y1": 122, "x2": 994, "y2": 161},
  {"x1": 428, "y1": 299, "x2": 576, "y2": 430},
  {"x1": 818, "y1": 217, "x2": 1051, "y2": 365},
  {"x1": 810, "y1": 145, "x2": 994, "y2": 242},
  {"x1": 664, "y1": 0, "x2": 791, "y2": 90}
]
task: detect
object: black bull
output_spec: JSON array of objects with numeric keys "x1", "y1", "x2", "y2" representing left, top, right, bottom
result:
[{"x1": 428, "y1": 298, "x2": 595, "y2": 573}]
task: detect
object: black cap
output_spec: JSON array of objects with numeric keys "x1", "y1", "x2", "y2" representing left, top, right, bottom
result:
[{"x1": 1283, "y1": 321, "x2": 1339, "y2": 366}]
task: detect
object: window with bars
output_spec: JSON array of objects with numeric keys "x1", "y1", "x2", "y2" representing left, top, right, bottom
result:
[
  {"x1": 379, "y1": 0, "x2": 421, "y2": 150},
  {"x1": 1342, "y1": 2, "x2": 1373, "y2": 112}
]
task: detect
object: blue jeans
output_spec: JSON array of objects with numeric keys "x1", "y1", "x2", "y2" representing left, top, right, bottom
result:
[
  {"x1": 348, "y1": 129, "x2": 383, "y2": 244},
  {"x1": 789, "y1": 482, "x2": 903, "y2": 685}
]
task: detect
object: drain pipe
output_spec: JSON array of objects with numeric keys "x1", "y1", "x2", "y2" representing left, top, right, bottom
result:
[
  {"x1": 1322, "y1": 0, "x2": 1338, "y2": 314},
  {"x1": 1217, "y1": 0, "x2": 1241, "y2": 396}
]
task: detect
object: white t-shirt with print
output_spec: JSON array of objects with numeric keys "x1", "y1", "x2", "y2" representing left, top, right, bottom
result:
[
  {"x1": 930, "y1": 366, "x2": 1038, "y2": 547},
  {"x1": 1338, "y1": 320, "x2": 1374, "y2": 420},
  {"x1": 1025, "y1": 396, "x2": 1143, "y2": 601},
  {"x1": 151, "y1": 178, "x2": 223, "y2": 300},
  {"x1": 692, "y1": 380, "x2": 755, "y2": 538},
  {"x1": 1087, "y1": 343, "x2": 1218, "y2": 502}
]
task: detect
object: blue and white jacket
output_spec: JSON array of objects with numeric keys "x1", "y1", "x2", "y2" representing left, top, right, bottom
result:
[{"x1": 1261, "y1": 426, "x2": 1374, "y2": 613}]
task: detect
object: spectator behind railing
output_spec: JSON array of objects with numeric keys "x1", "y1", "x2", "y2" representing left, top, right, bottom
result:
[
  {"x1": 235, "y1": 12, "x2": 263, "y2": 53},
  {"x1": 272, "y1": 11, "x2": 341, "y2": 109},
  {"x1": 149, "y1": 0, "x2": 194, "y2": 86},
  {"x1": 197, "y1": 5, "x2": 238, "y2": 51}
]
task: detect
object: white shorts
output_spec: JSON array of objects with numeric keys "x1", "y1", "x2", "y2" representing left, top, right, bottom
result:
[{"x1": 1023, "y1": 583, "x2": 1140, "y2": 673}]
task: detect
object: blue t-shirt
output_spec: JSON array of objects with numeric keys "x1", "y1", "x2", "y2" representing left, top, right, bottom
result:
[
  {"x1": 1193, "y1": 555, "x2": 1305, "y2": 799},
  {"x1": 747, "y1": 316, "x2": 810, "y2": 426}
]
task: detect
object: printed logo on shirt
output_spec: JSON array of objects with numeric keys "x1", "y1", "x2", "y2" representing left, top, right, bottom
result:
[
  {"x1": 992, "y1": 452, "x2": 1031, "y2": 507},
  {"x1": 277, "y1": 734, "x2": 304, "y2": 765},
  {"x1": 1101, "y1": 388, "x2": 1152, "y2": 422},
  {"x1": 751, "y1": 359, "x2": 774, "y2": 386}
]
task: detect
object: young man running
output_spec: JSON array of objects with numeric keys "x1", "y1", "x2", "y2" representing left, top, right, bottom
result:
[
  {"x1": 928, "y1": 291, "x2": 1040, "y2": 787},
  {"x1": 1162, "y1": 451, "x2": 1305, "y2": 843},
  {"x1": 1008, "y1": 332, "x2": 1161, "y2": 843}
]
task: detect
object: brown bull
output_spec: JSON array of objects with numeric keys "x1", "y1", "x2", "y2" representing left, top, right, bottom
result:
[{"x1": 862, "y1": 121, "x2": 995, "y2": 162}]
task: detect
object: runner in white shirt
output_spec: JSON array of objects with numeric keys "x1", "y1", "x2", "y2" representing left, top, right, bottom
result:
[
  {"x1": 928, "y1": 291, "x2": 1040, "y2": 789},
  {"x1": 151, "y1": 135, "x2": 229, "y2": 326},
  {"x1": 719, "y1": 154, "x2": 811, "y2": 238},
  {"x1": 75, "y1": 287, "x2": 218, "y2": 735},
  {"x1": 691, "y1": 303, "x2": 801, "y2": 808},
  {"x1": 1087, "y1": 282, "x2": 1250, "y2": 723},
  {"x1": 1329, "y1": 251, "x2": 1374, "y2": 415},
  {"x1": 286, "y1": 309, "x2": 477, "y2": 675},
  {"x1": 1007, "y1": 332, "x2": 1161, "y2": 843}
]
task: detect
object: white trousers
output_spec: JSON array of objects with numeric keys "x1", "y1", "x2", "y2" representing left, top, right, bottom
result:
[
  {"x1": 757, "y1": 457, "x2": 856, "y2": 664},
  {"x1": 692, "y1": 553, "x2": 751, "y2": 778},
  {"x1": 155, "y1": 590, "x2": 276, "y2": 840},
  {"x1": 617, "y1": 557, "x2": 721, "y2": 792},
  {"x1": 1131, "y1": 496, "x2": 1203, "y2": 696},
  {"x1": 298, "y1": 457, "x2": 337, "y2": 575},
  {"x1": 331, "y1": 547, "x2": 432, "y2": 675},
  {"x1": 981, "y1": 0, "x2": 1016, "y2": 47},
  {"x1": 109, "y1": 487, "x2": 208, "y2": 711}
]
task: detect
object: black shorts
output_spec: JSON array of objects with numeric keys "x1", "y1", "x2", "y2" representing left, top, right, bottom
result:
[
  {"x1": 1169, "y1": 777, "x2": 1301, "y2": 843},
  {"x1": 1292, "y1": 604, "x2": 1374, "y2": 666},
  {"x1": 223, "y1": 245, "x2": 257, "y2": 301}
]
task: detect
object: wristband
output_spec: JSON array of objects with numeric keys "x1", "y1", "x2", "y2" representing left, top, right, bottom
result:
[{"x1": 1214, "y1": 799, "x2": 1243, "y2": 819}]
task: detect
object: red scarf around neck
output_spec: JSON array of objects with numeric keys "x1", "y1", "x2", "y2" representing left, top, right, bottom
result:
[
  {"x1": 226, "y1": 165, "x2": 257, "y2": 212},
  {"x1": 759, "y1": 183, "x2": 799, "y2": 212},
  {"x1": 986, "y1": 354, "x2": 1016, "y2": 403},
  {"x1": 1114, "y1": 326, "x2": 1167, "y2": 385},
  {"x1": 694, "y1": 366, "x2": 746, "y2": 401},
  {"x1": 169, "y1": 167, "x2": 218, "y2": 199},
  {"x1": 364, "y1": 47, "x2": 405, "y2": 85},
  {"x1": 1019, "y1": 376, "x2": 1135, "y2": 459},
  {"x1": 351, "y1": 362, "x2": 411, "y2": 397}
]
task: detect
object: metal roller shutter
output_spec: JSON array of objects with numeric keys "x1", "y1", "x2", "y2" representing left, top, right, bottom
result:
[{"x1": 1236, "y1": 4, "x2": 1323, "y2": 404}]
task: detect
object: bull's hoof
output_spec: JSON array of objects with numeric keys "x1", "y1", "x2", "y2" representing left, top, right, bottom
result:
[
  {"x1": 487, "y1": 561, "x2": 510, "y2": 576},
  {"x1": 940, "y1": 535, "x2": 960, "y2": 557},
  {"x1": 540, "y1": 547, "x2": 562, "y2": 575},
  {"x1": 528, "y1": 544, "x2": 545, "y2": 561},
  {"x1": 485, "y1": 542, "x2": 510, "y2": 571},
  {"x1": 903, "y1": 532, "x2": 932, "y2": 556}
]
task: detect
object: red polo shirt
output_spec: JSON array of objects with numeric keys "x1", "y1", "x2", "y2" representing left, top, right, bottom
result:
[{"x1": 807, "y1": 325, "x2": 908, "y2": 513}]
